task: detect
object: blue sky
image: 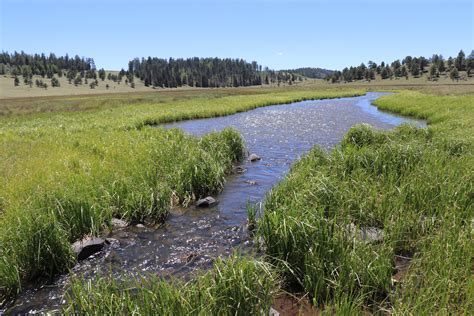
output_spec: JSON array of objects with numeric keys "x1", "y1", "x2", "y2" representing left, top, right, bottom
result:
[{"x1": 1, "y1": 0, "x2": 473, "y2": 70}]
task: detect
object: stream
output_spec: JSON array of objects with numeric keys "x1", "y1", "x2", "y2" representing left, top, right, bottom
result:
[{"x1": 4, "y1": 92, "x2": 425, "y2": 314}]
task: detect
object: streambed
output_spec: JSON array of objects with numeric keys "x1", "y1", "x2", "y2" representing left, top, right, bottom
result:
[{"x1": 4, "y1": 92, "x2": 425, "y2": 314}]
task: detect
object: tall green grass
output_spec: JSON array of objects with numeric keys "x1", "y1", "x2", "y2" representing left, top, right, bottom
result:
[
  {"x1": 0, "y1": 127, "x2": 244, "y2": 297},
  {"x1": 3, "y1": 87, "x2": 472, "y2": 314},
  {"x1": 0, "y1": 88, "x2": 361, "y2": 301},
  {"x1": 258, "y1": 90, "x2": 473, "y2": 313},
  {"x1": 64, "y1": 255, "x2": 279, "y2": 315}
]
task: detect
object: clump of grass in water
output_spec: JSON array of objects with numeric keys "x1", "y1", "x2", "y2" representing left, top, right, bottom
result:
[
  {"x1": 246, "y1": 201, "x2": 262, "y2": 233},
  {"x1": 63, "y1": 255, "x2": 280, "y2": 315},
  {"x1": 0, "y1": 254, "x2": 20, "y2": 298}
]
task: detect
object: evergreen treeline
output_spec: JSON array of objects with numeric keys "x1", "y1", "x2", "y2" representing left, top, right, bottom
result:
[
  {"x1": 284, "y1": 67, "x2": 333, "y2": 79},
  {"x1": 0, "y1": 51, "x2": 95, "y2": 78},
  {"x1": 328, "y1": 50, "x2": 474, "y2": 83},
  {"x1": 1, "y1": 51, "x2": 330, "y2": 89},
  {"x1": 129, "y1": 56, "x2": 304, "y2": 88},
  {"x1": 128, "y1": 57, "x2": 266, "y2": 88}
]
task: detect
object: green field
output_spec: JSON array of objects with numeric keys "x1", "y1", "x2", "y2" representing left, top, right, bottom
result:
[
  {"x1": 0, "y1": 85, "x2": 363, "y2": 299},
  {"x1": 1, "y1": 83, "x2": 473, "y2": 314}
]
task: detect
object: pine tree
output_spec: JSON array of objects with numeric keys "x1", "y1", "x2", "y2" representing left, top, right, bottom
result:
[
  {"x1": 449, "y1": 67, "x2": 459, "y2": 81},
  {"x1": 410, "y1": 62, "x2": 420, "y2": 77},
  {"x1": 99, "y1": 68, "x2": 106, "y2": 81},
  {"x1": 74, "y1": 76, "x2": 82, "y2": 86},
  {"x1": 429, "y1": 64, "x2": 438, "y2": 80},
  {"x1": 455, "y1": 50, "x2": 465, "y2": 71},
  {"x1": 51, "y1": 77, "x2": 60, "y2": 87},
  {"x1": 438, "y1": 60, "x2": 446, "y2": 73},
  {"x1": 447, "y1": 57, "x2": 454, "y2": 69},
  {"x1": 401, "y1": 65, "x2": 408, "y2": 79},
  {"x1": 465, "y1": 50, "x2": 474, "y2": 76}
]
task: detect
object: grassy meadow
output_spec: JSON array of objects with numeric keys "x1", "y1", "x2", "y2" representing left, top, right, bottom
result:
[
  {"x1": 0, "y1": 71, "x2": 154, "y2": 99},
  {"x1": 0, "y1": 82, "x2": 473, "y2": 314},
  {"x1": 0, "y1": 86, "x2": 363, "y2": 301}
]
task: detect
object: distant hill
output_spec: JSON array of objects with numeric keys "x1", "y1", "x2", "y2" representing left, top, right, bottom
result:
[
  {"x1": 1, "y1": 51, "x2": 304, "y2": 94},
  {"x1": 284, "y1": 67, "x2": 334, "y2": 79}
]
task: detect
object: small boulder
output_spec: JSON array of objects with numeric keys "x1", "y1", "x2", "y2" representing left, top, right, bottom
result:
[
  {"x1": 245, "y1": 180, "x2": 258, "y2": 185},
  {"x1": 361, "y1": 227, "x2": 384, "y2": 243},
  {"x1": 105, "y1": 237, "x2": 119, "y2": 246},
  {"x1": 248, "y1": 153, "x2": 261, "y2": 162},
  {"x1": 233, "y1": 166, "x2": 247, "y2": 174},
  {"x1": 269, "y1": 307, "x2": 280, "y2": 316},
  {"x1": 347, "y1": 223, "x2": 384, "y2": 243},
  {"x1": 72, "y1": 237, "x2": 105, "y2": 260},
  {"x1": 183, "y1": 252, "x2": 199, "y2": 263},
  {"x1": 111, "y1": 217, "x2": 128, "y2": 229},
  {"x1": 196, "y1": 196, "x2": 217, "y2": 208}
]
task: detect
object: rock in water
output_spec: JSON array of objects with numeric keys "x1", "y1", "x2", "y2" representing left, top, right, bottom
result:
[
  {"x1": 248, "y1": 153, "x2": 261, "y2": 162},
  {"x1": 72, "y1": 237, "x2": 105, "y2": 260},
  {"x1": 233, "y1": 166, "x2": 247, "y2": 174},
  {"x1": 196, "y1": 196, "x2": 217, "y2": 208}
]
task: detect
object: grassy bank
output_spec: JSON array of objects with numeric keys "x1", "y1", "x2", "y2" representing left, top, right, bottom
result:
[
  {"x1": 60, "y1": 89, "x2": 473, "y2": 314},
  {"x1": 0, "y1": 127, "x2": 245, "y2": 297},
  {"x1": 0, "y1": 88, "x2": 363, "y2": 301},
  {"x1": 2, "y1": 85, "x2": 472, "y2": 314},
  {"x1": 259, "y1": 91, "x2": 473, "y2": 313}
]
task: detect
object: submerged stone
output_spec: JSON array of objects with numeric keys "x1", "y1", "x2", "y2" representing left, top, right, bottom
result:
[
  {"x1": 196, "y1": 196, "x2": 217, "y2": 208},
  {"x1": 72, "y1": 237, "x2": 105, "y2": 260},
  {"x1": 233, "y1": 166, "x2": 247, "y2": 174},
  {"x1": 248, "y1": 153, "x2": 261, "y2": 162}
]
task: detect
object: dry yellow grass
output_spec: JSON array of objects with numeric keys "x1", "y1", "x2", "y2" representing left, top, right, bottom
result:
[{"x1": 0, "y1": 71, "x2": 155, "y2": 98}]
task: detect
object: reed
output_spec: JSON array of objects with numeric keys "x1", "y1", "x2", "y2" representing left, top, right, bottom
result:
[{"x1": 63, "y1": 255, "x2": 279, "y2": 316}]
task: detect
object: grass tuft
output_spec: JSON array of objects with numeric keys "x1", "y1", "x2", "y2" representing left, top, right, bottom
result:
[{"x1": 63, "y1": 255, "x2": 280, "y2": 315}]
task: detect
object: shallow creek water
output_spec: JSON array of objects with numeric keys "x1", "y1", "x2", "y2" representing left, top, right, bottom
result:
[{"x1": 4, "y1": 92, "x2": 425, "y2": 314}]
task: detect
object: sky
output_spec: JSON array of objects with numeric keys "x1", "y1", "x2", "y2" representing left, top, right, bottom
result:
[{"x1": 1, "y1": 0, "x2": 473, "y2": 71}]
